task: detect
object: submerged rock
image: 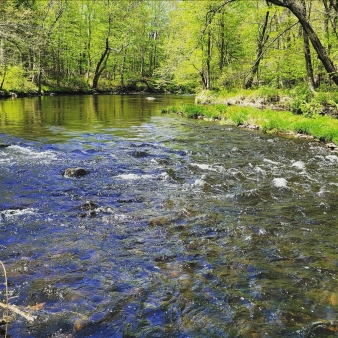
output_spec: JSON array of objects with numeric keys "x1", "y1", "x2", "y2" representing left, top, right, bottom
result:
[
  {"x1": 303, "y1": 321, "x2": 338, "y2": 337},
  {"x1": 62, "y1": 167, "x2": 88, "y2": 178},
  {"x1": 326, "y1": 142, "x2": 337, "y2": 150},
  {"x1": 78, "y1": 200, "x2": 99, "y2": 218},
  {"x1": 80, "y1": 201, "x2": 99, "y2": 211},
  {"x1": 131, "y1": 150, "x2": 150, "y2": 158},
  {"x1": 0, "y1": 143, "x2": 10, "y2": 148}
]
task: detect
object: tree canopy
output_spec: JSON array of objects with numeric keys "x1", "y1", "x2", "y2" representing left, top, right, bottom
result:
[{"x1": 1, "y1": 0, "x2": 338, "y2": 93}]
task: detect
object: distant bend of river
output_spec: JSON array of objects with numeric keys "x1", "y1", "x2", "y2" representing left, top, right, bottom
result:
[{"x1": 0, "y1": 94, "x2": 338, "y2": 337}]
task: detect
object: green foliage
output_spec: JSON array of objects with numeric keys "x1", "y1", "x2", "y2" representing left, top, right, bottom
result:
[
  {"x1": 213, "y1": 104, "x2": 227, "y2": 115},
  {"x1": 182, "y1": 105, "x2": 207, "y2": 118},
  {"x1": 164, "y1": 100, "x2": 338, "y2": 145},
  {"x1": 163, "y1": 104, "x2": 224, "y2": 119},
  {"x1": 2, "y1": 66, "x2": 37, "y2": 93},
  {"x1": 260, "y1": 109, "x2": 288, "y2": 132},
  {"x1": 54, "y1": 77, "x2": 91, "y2": 93},
  {"x1": 1, "y1": 0, "x2": 338, "y2": 93},
  {"x1": 225, "y1": 106, "x2": 249, "y2": 125},
  {"x1": 257, "y1": 86, "x2": 280, "y2": 103},
  {"x1": 161, "y1": 106, "x2": 180, "y2": 114},
  {"x1": 299, "y1": 99, "x2": 322, "y2": 118},
  {"x1": 315, "y1": 91, "x2": 338, "y2": 105}
]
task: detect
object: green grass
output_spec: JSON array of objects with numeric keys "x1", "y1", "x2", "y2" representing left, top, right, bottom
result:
[
  {"x1": 196, "y1": 88, "x2": 338, "y2": 114},
  {"x1": 163, "y1": 103, "x2": 338, "y2": 144},
  {"x1": 162, "y1": 104, "x2": 221, "y2": 119}
]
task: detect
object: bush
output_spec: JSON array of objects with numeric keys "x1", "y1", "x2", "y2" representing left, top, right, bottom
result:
[
  {"x1": 299, "y1": 99, "x2": 322, "y2": 118},
  {"x1": 161, "y1": 105, "x2": 180, "y2": 114},
  {"x1": 257, "y1": 86, "x2": 280, "y2": 103},
  {"x1": 226, "y1": 106, "x2": 250, "y2": 126},
  {"x1": 2, "y1": 66, "x2": 37, "y2": 93}
]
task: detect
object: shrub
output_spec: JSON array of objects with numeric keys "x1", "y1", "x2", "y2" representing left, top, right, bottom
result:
[
  {"x1": 226, "y1": 106, "x2": 250, "y2": 125},
  {"x1": 161, "y1": 105, "x2": 180, "y2": 114},
  {"x1": 299, "y1": 99, "x2": 322, "y2": 118},
  {"x1": 257, "y1": 86, "x2": 280, "y2": 103},
  {"x1": 2, "y1": 66, "x2": 37, "y2": 93},
  {"x1": 183, "y1": 104, "x2": 207, "y2": 118}
]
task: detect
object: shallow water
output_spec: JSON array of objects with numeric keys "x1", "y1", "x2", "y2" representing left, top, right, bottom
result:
[{"x1": 1, "y1": 95, "x2": 338, "y2": 337}]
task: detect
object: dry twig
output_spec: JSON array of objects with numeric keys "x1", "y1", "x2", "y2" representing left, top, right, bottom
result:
[{"x1": 0, "y1": 260, "x2": 35, "y2": 323}]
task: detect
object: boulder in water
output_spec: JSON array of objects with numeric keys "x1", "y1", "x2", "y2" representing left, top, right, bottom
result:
[
  {"x1": 78, "y1": 200, "x2": 99, "y2": 218},
  {"x1": 0, "y1": 143, "x2": 10, "y2": 148},
  {"x1": 62, "y1": 167, "x2": 88, "y2": 178},
  {"x1": 80, "y1": 201, "x2": 99, "y2": 211},
  {"x1": 326, "y1": 142, "x2": 337, "y2": 150}
]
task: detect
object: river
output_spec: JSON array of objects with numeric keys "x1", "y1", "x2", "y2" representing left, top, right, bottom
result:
[{"x1": 0, "y1": 94, "x2": 338, "y2": 337}]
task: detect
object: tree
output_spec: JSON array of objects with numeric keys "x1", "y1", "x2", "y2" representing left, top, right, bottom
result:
[
  {"x1": 267, "y1": 0, "x2": 338, "y2": 87},
  {"x1": 32, "y1": 0, "x2": 68, "y2": 94},
  {"x1": 245, "y1": 10, "x2": 271, "y2": 89},
  {"x1": 158, "y1": 0, "x2": 245, "y2": 91},
  {"x1": 300, "y1": 0, "x2": 315, "y2": 91},
  {"x1": 0, "y1": 1, "x2": 38, "y2": 91}
]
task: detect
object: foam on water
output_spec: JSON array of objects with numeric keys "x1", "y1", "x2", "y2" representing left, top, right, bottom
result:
[
  {"x1": 254, "y1": 166, "x2": 266, "y2": 175},
  {"x1": 291, "y1": 160, "x2": 306, "y2": 170},
  {"x1": 190, "y1": 163, "x2": 224, "y2": 173},
  {"x1": 190, "y1": 163, "x2": 213, "y2": 171},
  {"x1": 317, "y1": 186, "x2": 330, "y2": 197},
  {"x1": 263, "y1": 158, "x2": 280, "y2": 165},
  {"x1": 116, "y1": 173, "x2": 154, "y2": 180},
  {"x1": 191, "y1": 175, "x2": 207, "y2": 187},
  {"x1": 0, "y1": 208, "x2": 38, "y2": 220},
  {"x1": 326, "y1": 154, "x2": 338, "y2": 163},
  {"x1": 272, "y1": 177, "x2": 287, "y2": 188},
  {"x1": 3, "y1": 145, "x2": 58, "y2": 164},
  {"x1": 157, "y1": 172, "x2": 169, "y2": 180},
  {"x1": 0, "y1": 159, "x2": 10, "y2": 164}
]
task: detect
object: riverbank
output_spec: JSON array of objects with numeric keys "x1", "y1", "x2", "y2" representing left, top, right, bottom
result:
[
  {"x1": 0, "y1": 89, "x2": 160, "y2": 99},
  {"x1": 162, "y1": 91, "x2": 338, "y2": 149},
  {"x1": 0, "y1": 82, "x2": 190, "y2": 99}
]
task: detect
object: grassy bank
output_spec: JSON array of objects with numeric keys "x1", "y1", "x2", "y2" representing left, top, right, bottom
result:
[
  {"x1": 195, "y1": 88, "x2": 338, "y2": 117},
  {"x1": 162, "y1": 102, "x2": 338, "y2": 146}
]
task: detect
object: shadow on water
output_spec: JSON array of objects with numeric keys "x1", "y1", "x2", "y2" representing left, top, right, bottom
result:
[{"x1": 0, "y1": 95, "x2": 338, "y2": 337}]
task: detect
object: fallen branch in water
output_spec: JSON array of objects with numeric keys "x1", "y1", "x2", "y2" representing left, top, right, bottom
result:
[
  {"x1": 0, "y1": 260, "x2": 35, "y2": 323},
  {"x1": 0, "y1": 301, "x2": 35, "y2": 322},
  {"x1": 0, "y1": 260, "x2": 8, "y2": 325}
]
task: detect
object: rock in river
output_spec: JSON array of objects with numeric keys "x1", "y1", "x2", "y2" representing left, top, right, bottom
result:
[
  {"x1": 62, "y1": 167, "x2": 88, "y2": 178},
  {"x1": 78, "y1": 200, "x2": 99, "y2": 218},
  {"x1": 0, "y1": 143, "x2": 10, "y2": 148},
  {"x1": 326, "y1": 142, "x2": 337, "y2": 150}
]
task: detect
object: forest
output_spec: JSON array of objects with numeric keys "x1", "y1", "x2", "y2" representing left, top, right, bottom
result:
[{"x1": 1, "y1": 0, "x2": 338, "y2": 97}]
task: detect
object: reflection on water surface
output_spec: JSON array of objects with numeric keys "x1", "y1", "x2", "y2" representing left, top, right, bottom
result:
[{"x1": 0, "y1": 95, "x2": 338, "y2": 337}]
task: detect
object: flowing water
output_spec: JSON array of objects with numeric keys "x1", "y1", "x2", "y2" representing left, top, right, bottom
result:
[{"x1": 0, "y1": 94, "x2": 338, "y2": 337}]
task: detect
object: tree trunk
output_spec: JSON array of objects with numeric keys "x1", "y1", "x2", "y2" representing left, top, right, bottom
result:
[
  {"x1": 120, "y1": 48, "x2": 127, "y2": 87},
  {"x1": 218, "y1": 14, "x2": 225, "y2": 71},
  {"x1": 267, "y1": 0, "x2": 338, "y2": 86},
  {"x1": 0, "y1": 64, "x2": 7, "y2": 91},
  {"x1": 37, "y1": 69, "x2": 42, "y2": 95},
  {"x1": 303, "y1": 31, "x2": 315, "y2": 91},
  {"x1": 322, "y1": 0, "x2": 338, "y2": 45},
  {"x1": 206, "y1": 29, "x2": 211, "y2": 89},
  {"x1": 245, "y1": 11, "x2": 270, "y2": 89},
  {"x1": 300, "y1": 0, "x2": 315, "y2": 91},
  {"x1": 86, "y1": 8, "x2": 92, "y2": 84},
  {"x1": 0, "y1": 39, "x2": 6, "y2": 90},
  {"x1": 92, "y1": 38, "x2": 111, "y2": 89},
  {"x1": 37, "y1": 51, "x2": 42, "y2": 95},
  {"x1": 200, "y1": 71, "x2": 208, "y2": 89}
]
